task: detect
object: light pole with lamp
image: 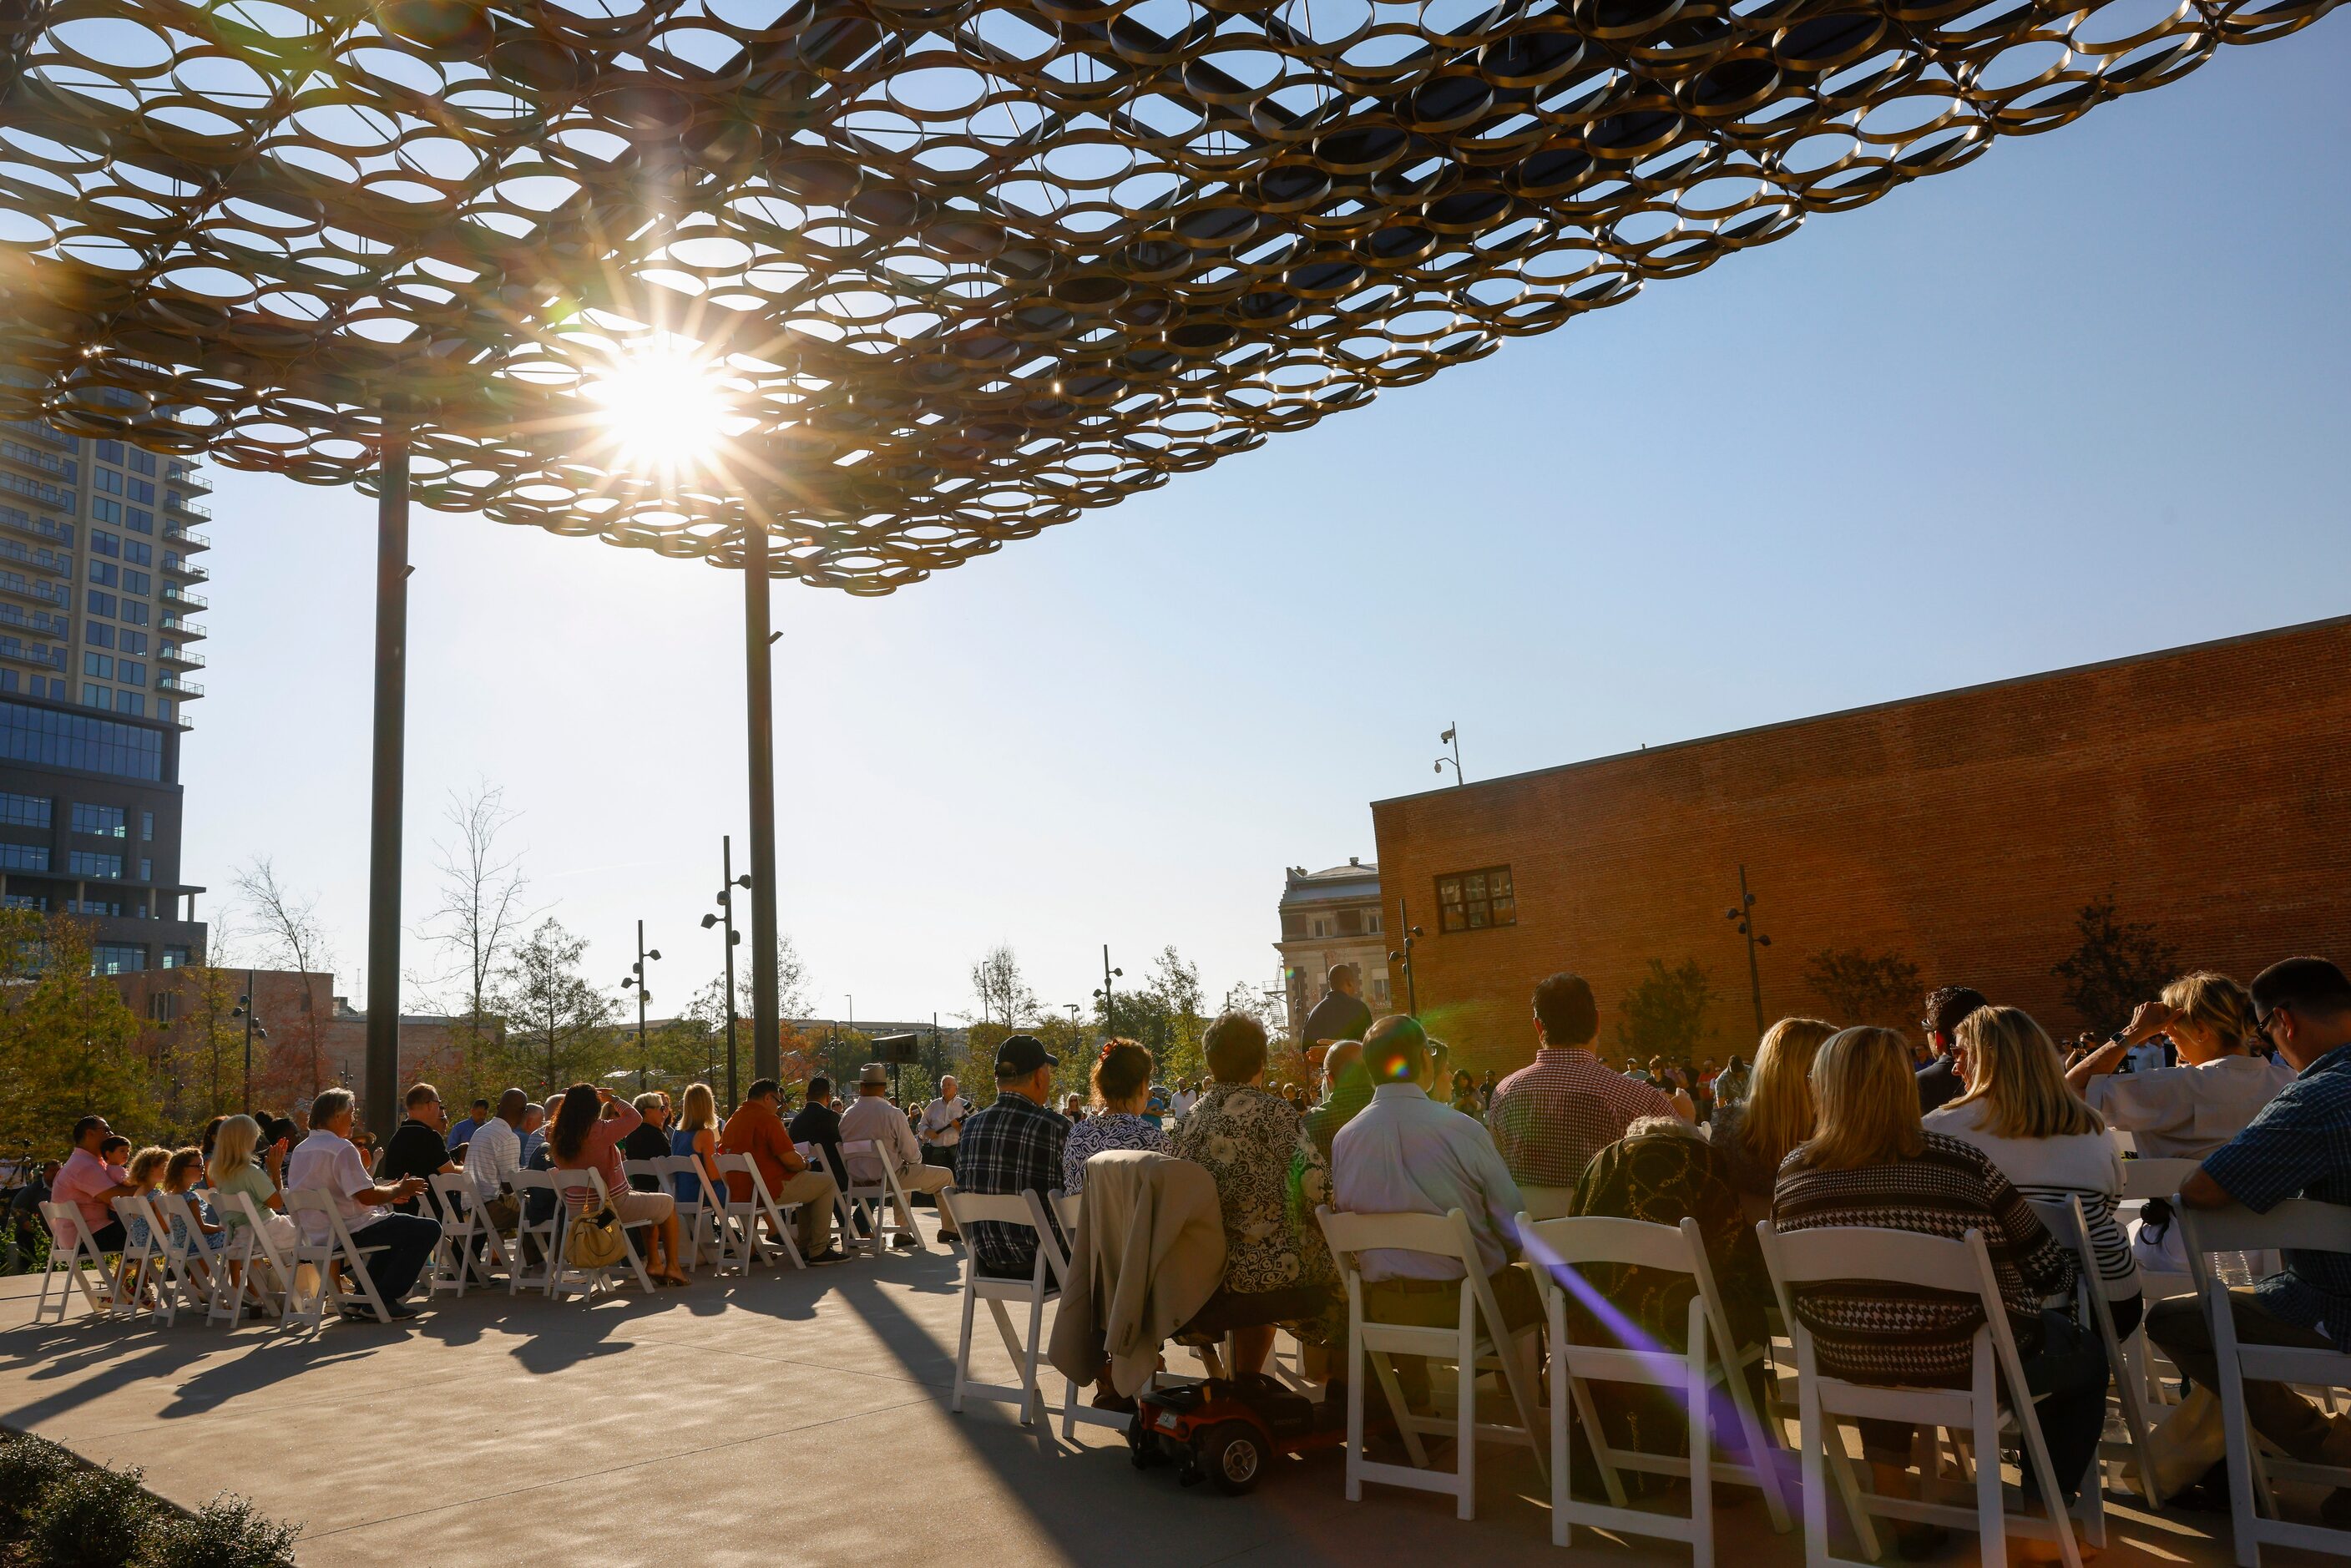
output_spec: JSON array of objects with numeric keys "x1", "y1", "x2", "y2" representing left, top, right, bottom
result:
[
  {"x1": 1388, "y1": 901, "x2": 1425, "y2": 1017},
  {"x1": 1433, "y1": 723, "x2": 1463, "y2": 785},
  {"x1": 699, "y1": 836, "x2": 751, "y2": 1107},
  {"x1": 1727, "y1": 865, "x2": 1772, "y2": 1041},
  {"x1": 230, "y1": 970, "x2": 268, "y2": 1111},
  {"x1": 619, "y1": 921, "x2": 661, "y2": 1090},
  {"x1": 1092, "y1": 946, "x2": 1122, "y2": 1036}
]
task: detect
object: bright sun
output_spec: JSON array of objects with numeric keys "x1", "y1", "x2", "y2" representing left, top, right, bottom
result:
[{"x1": 585, "y1": 342, "x2": 732, "y2": 474}]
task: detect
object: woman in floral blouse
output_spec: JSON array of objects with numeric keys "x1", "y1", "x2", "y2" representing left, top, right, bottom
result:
[
  {"x1": 1062, "y1": 1039, "x2": 1168, "y2": 1193},
  {"x1": 1173, "y1": 1012, "x2": 1335, "y2": 1376}
]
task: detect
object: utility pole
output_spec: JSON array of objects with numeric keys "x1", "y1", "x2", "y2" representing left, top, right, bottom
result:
[
  {"x1": 239, "y1": 969, "x2": 258, "y2": 1110},
  {"x1": 699, "y1": 837, "x2": 748, "y2": 1109},
  {"x1": 621, "y1": 921, "x2": 660, "y2": 1090},
  {"x1": 1727, "y1": 864, "x2": 1772, "y2": 1041},
  {"x1": 1389, "y1": 901, "x2": 1423, "y2": 1017},
  {"x1": 1434, "y1": 723, "x2": 1464, "y2": 785},
  {"x1": 1093, "y1": 944, "x2": 1122, "y2": 1036}
]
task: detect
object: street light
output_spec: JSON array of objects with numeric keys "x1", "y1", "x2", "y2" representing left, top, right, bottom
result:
[
  {"x1": 1433, "y1": 722, "x2": 1464, "y2": 786},
  {"x1": 229, "y1": 969, "x2": 268, "y2": 1111},
  {"x1": 1727, "y1": 865, "x2": 1772, "y2": 1042},
  {"x1": 1092, "y1": 945, "x2": 1123, "y2": 1034},
  {"x1": 700, "y1": 837, "x2": 752, "y2": 1107},
  {"x1": 619, "y1": 919, "x2": 661, "y2": 1090},
  {"x1": 1387, "y1": 899, "x2": 1426, "y2": 1017}
]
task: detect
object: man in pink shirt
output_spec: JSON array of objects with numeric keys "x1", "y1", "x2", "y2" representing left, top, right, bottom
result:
[{"x1": 51, "y1": 1115, "x2": 139, "y2": 1252}]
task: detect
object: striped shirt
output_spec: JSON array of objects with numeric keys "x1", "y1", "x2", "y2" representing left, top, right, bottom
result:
[
  {"x1": 1772, "y1": 1133, "x2": 2077, "y2": 1387},
  {"x1": 1924, "y1": 1098, "x2": 2138, "y2": 1302}
]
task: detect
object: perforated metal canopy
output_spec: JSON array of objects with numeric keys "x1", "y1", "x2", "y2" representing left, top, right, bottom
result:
[{"x1": 0, "y1": 0, "x2": 2333, "y2": 591}]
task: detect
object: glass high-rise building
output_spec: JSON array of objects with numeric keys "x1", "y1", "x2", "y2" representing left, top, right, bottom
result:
[{"x1": 0, "y1": 415, "x2": 210, "y2": 972}]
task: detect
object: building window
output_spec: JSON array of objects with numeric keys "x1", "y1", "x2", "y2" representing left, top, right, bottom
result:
[
  {"x1": 94, "y1": 439, "x2": 123, "y2": 464},
  {"x1": 0, "y1": 701, "x2": 163, "y2": 781},
  {"x1": 127, "y1": 448, "x2": 154, "y2": 477},
  {"x1": 93, "y1": 467, "x2": 122, "y2": 496},
  {"x1": 162, "y1": 944, "x2": 190, "y2": 969},
  {"x1": 0, "y1": 792, "x2": 49, "y2": 829},
  {"x1": 72, "y1": 803, "x2": 125, "y2": 837},
  {"x1": 91, "y1": 943, "x2": 144, "y2": 974},
  {"x1": 0, "y1": 842, "x2": 50, "y2": 872},
  {"x1": 89, "y1": 530, "x2": 119, "y2": 559},
  {"x1": 115, "y1": 691, "x2": 143, "y2": 716},
  {"x1": 2, "y1": 893, "x2": 47, "y2": 911},
  {"x1": 1311, "y1": 918, "x2": 1327, "y2": 938},
  {"x1": 119, "y1": 601, "x2": 148, "y2": 626},
  {"x1": 1372, "y1": 977, "x2": 1391, "y2": 1005},
  {"x1": 125, "y1": 508, "x2": 151, "y2": 534},
  {"x1": 86, "y1": 589, "x2": 114, "y2": 617},
  {"x1": 139, "y1": 857, "x2": 151, "y2": 882},
  {"x1": 68, "y1": 898, "x2": 121, "y2": 915},
  {"x1": 115, "y1": 660, "x2": 144, "y2": 688},
  {"x1": 128, "y1": 479, "x2": 154, "y2": 506},
  {"x1": 122, "y1": 569, "x2": 149, "y2": 596},
  {"x1": 119, "y1": 630, "x2": 145, "y2": 656},
  {"x1": 91, "y1": 498, "x2": 121, "y2": 525},
  {"x1": 84, "y1": 620, "x2": 114, "y2": 649},
  {"x1": 1435, "y1": 865, "x2": 1517, "y2": 933},
  {"x1": 88, "y1": 561, "x2": 116, "y2": 587},
  {"x1": 140, "y1": 810, "x2": 152, "y2": 842},
  {"x1": 124, "y1": 539, "x2": 152, "y2": 566},
  {"x1": 80, "y1": 684, "x2": 109, "y2": 708},
  {"x1": 1368, "y1": 912, "x2": 1383, "y2": 933},
  {"x1": 83, "y1": 653, "x2": 111, "y2": 679},
  {"x1": 68, "y1": 850, "x2": 123, "y2": 879}
]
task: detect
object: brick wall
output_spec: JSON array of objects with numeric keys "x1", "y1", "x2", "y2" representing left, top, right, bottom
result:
[{"x1": 1371, "y1": 616, "x2": 2351, "y2": 1078}]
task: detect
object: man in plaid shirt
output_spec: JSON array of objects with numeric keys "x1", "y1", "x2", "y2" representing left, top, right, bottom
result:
[
  {"x1": 1486, "y1": 973, "x2": 1678, "y2": 1188},
  {"x1": 954, "y1": 1034, "x2": 1070, "y2": 1277}
]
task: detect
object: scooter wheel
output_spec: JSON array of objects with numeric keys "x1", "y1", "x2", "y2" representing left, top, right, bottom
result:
[{"x1": 1201, "y1": 1421, "x2": 1268, "y2": 1495}]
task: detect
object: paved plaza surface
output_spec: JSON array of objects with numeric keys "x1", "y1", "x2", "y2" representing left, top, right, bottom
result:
[{"x1": 0, "y1": 1219, "x2": 2331, "y2": 1567}]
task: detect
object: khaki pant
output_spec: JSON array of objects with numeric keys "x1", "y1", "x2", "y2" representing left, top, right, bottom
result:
[
  {"x1": 2147, "y1": 1288, "x2": 2351, "y2": 1464},
  {"x1": 768, "y1": 1170, "x2": 838, "y2": 1257},
  {"x1": 896, "y1": 1162, "x2": 956, "y2": 1232}
]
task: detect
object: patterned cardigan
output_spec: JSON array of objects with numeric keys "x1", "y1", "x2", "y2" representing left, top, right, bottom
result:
[{"x1": 1771, "y1": 1132, "x2": 2076, "y2": 1387}]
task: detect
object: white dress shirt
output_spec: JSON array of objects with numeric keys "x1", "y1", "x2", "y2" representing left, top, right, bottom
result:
[
  {"x1": 286, "y1": 1129, "x2": 385, "y2": 1244},
  {"x1": 464, "y1": 1115, "x2": 523, "y2": 1203},
  {"x1": 919, "y1": 1095, "x2": 968, "y2": 1147},
  {"x1": 1331, "y1": 1082, "x2": 1526, "y2": 1282},
  {"x1": 2086, "y1": 1054, "x2": 2293, "y2": 1159},
  {"x1": 840, "y1": 1092, "x2": 923, "y2": 1181}
]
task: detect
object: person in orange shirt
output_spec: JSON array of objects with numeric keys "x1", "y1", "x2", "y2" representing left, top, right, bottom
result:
[{"x1": 721, "y1": 1078, "x2": 842, "y2": 1262}]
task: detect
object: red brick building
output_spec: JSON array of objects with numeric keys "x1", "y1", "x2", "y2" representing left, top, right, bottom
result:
[{"x1": 1371, "y1": 616, "x2": 2351, "y2": 1077}]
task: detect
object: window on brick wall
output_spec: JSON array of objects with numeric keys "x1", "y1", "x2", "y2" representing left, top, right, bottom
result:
[{"x1": 1435, "y1": 865, "x2": 1516, "y2": 933}]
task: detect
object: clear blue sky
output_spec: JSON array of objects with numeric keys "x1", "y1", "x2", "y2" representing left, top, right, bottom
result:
[{"x1": 185, "y1": 22, "x2": 2349, "y2": 1024}]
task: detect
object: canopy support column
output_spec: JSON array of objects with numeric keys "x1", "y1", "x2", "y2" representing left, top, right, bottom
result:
[
  {"x1": 742, "y1": 521, "x2": 781, "y2": 1085},
  {"x1": 364, "y1": 435, "x2": 409, "y2": 1139}
]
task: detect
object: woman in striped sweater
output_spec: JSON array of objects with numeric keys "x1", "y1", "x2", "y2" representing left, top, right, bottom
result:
[
  {"x1": 1927, "y1": 1005, "x2": 2142, "y2": 1337},
  {"x1": 1774, "y1": 1026, "x2": 2106, "y2": 1560}
]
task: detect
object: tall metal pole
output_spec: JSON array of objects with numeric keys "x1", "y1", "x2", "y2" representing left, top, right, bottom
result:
[
  {"x1": 242, "y1": 966, "x2": 255, "y2": 1110},
  {"x1": 635, "y1": 918, "x2": 649, "y2": 1091},
  {"x1": 1738, "y1": 864, "x2": 1766, "y2": 1039},
  {"x1": 742, "y1": 521, "x2": 781, "y2": 1084},
  {"x1": 1101, "y1": 944, "x2": 1115, "y2": 1035},
  {"x1": 363, "y1": 434, "x2": 409, "y2": 1141},
  {"x1": 721, "y1": 834, "x2": 740, "y2": 1110},
  {"x1": 1398, "y1": 898, "x2": 1419, "y2": 1017}
]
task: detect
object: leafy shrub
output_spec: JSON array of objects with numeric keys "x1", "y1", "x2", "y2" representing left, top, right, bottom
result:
[
  {"x1": 134, "y1": 1495, "x2": 300, "y2": 1568},
  {"x1": 0, "y1": 1431, "x2": 77, "y2": 1535},
  {"x1": 28, "y1": 1461, "x2": 153, "y2": 1568}
]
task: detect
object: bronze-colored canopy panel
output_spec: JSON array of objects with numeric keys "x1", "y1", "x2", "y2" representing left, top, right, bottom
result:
[{"x1": 0, "y1": 0, "x2": 2333, "y2": 591}]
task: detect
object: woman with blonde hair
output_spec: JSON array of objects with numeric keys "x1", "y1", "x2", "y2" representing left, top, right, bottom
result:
[
  {"x1": 1774, "y1": 1026, "x2": 2101, "y2": 1561},
  {"x1": 208, "y1": 1113, "x2": 298, "y2": 1252},
  {"x1": 1709, "y1": 1016, "x2": 1837, "y2": 1216},
  {"x1": 1929, "y1": 1006, "x2": 2141, "y2": 1336},
  {"x1": 2065, "y1": 970, "x2": 2290, "y2": 1157},
  {"x1": 669, "y1": 1081, "x2": 724, "y2": 1216}
]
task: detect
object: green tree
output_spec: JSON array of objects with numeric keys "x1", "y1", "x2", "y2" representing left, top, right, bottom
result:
[
  {"x1": 1802, "y1": 948, "x2": 1923, "y2": 1027},
  {"x1": 491, "y1": 918, "x2": 616, "y2": 1099},
  {"x1": 966, "y1": 944, "x2": 1039, "y2": 1029},
  {"x1": 2052, "y1": 893, "x2": 2180, "y2": 1034},
  {"x1": 0, "y1": 913, "x2": 159, "y2": 1151},
  {"x1": 1095, "y1": 946, "x2": 1209, "y2": 1085},
  {"x1": 1615, "y1": 958, "x2": 1717, "y2": 1063}
]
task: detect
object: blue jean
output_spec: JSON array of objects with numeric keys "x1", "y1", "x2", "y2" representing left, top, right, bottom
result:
[{"x1": 349, "y1": 1214, "x2": 441, "y2": 1306}]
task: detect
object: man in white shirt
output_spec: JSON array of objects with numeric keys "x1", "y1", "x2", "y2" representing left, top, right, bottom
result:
[
  {"x1": 919, "y1": 1077, "x2": 971, "y2": 1172},
  {"x1": 285, "y1": 1087, "x2": 439, "y2": 1321},
  {"x1": 1332, "y1": 1014, "x2": 1538, "y2": 1333},
  {"x1": 1168, "y1": 1080, "x2": 1198, "y2": 1120},
  {"x1": 463, "y1": 1088, "x2": 528, "y2": 1229},
  {"x1": 841, "y1": 1064, "x2": 959, "y2": 1243}
]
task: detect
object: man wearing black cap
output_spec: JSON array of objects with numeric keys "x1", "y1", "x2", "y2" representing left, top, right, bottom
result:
[{"x1": 953, "y1": 1034, "x2": 1069, "y2": 1277}]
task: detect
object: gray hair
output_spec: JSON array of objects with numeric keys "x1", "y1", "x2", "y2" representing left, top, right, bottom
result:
[
  {"x1": 1625, "y1": 1115, "x2": 1704, "y2": 1143},
  {"x1": 311, "y1": 1087, "x2": 355, "y2": 1128}
]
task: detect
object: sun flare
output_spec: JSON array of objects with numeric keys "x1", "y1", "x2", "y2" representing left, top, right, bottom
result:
[{"x1": 585, "y1": 342, "x2": 733, "y2": 476}]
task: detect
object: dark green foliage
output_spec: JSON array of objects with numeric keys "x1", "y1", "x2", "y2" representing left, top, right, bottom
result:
[
  {"x1": 1615, "y1": 958, "x2": 1717, "y2": 1061},
  {"x1": 1803, "y1": 948, "x2": 1923, "y2": 1028},
  {"x1": 28, "y1": 1462, "x2": 149, "y2": 1568},
  {"x1": 2052, "y1": 893, "x2": 2181, "y2": 1034},
  {"x1": 132, "y1": 1496, "x2": 299, "y2": 1568},
  {"x1": 0, "y1": 1431, "x2": 76, "y2": 1533}
]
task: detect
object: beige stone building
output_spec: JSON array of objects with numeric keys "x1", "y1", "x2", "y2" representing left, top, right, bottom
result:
[{"x1": 1276, "y1": 858, "x2": 1392, "y2": 1039}]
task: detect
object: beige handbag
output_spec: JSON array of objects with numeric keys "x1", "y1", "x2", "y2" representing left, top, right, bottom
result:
[{"x1": 565, "y1": 1203, "x2": 624, "y2": 1269}]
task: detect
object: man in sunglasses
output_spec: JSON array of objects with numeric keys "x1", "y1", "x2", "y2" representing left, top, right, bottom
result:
[{"x1": 2151, "y1": 956, "x2": 2351, "y2": 1507}]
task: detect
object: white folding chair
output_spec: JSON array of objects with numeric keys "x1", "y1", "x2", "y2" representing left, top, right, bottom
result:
[
  {"x1": 1519, "y1": 1212, "x2": 1792, "y2": 1559},
  {"x1": 1519, "y1": 1185, "x2": 1576, "y2": 1222},
  {"x1": 941, "y1": 1186, "x2": 1055, "y2": 1427},
  {"x1": 282, "y1": 1189, "x2": 393, "y2": 1328},
  {"x1": 507, "y1": 1171, "x2": 562, "y2": 1294},
  {"x1": 2027, "y1": 1194, "x2": 2159, "y2": 1512},
  {"x1": 659, "y1": 1155, "x2": 722, "y2": 1271},
  {"x1": 427, "y1": 1173, "x2": 503, "y2": 1295},
  {"x1": 715, "y1": 1151, "x2": 807, "y2": 1272},
  {"x1": 1029, "y1": 1188, "x2": 1134, "y2": 1439},
  {"x1": 547, "y1": 1166, "x2": 655, "y2": 1297},
  {"x1": 144, "y1": 1191, "x2": 222, "y2": 1326},
  {"x1": 208, "y1": 1192, "x2": 288, "y2": 1327},
  {"x1": 1316, "y1": 1205, "x2": 1547, "y2": 1520},
  {"x1": 796, "y1": 1141, "x2": 867, "y2": 1257},
  {"x1": 2180, "y1": 1200, "x2": 2351, "y2": 1566},
  {"x1": 109, "y1": 1195, "x2": 162, "y2": 1318},
  {"x1": 838, "y1": 1139, "x2": 925, "y2": 1255},
  {"x1": 36, "y1": 1200, "x2": 116, "y2": 1322},
  {"x1": 1757, "y1": 1221, "x2": 2086, "y2": 1568}
]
